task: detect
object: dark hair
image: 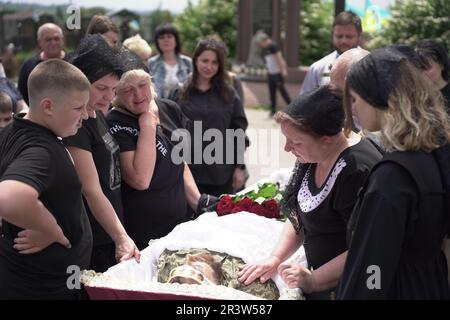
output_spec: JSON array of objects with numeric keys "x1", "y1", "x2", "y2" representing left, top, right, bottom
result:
[
  {"x1": 415, "y1": 39, "x2": 450, "y2": 81},
  {"x1": 389, "y1": 44, "x2": 423, "y2": 69},
  {"x1": 71, "y1": 34, "x2": 123, "y2": 84},
  {"x1": 153, "y1": 22, "x2": 181, "y2": 55},
  {"x1": 86, "y1": 15, "x2": 119, "y2": 35},
  {"x1": 181, "y1": 38, "x2": 232, "y2": 104},
  {"x1": 333, "y1": 11, "x2": 362, "y2": 34},
  {"x1": 276, "y1": 85, "x2": 344, "y2": 137}
]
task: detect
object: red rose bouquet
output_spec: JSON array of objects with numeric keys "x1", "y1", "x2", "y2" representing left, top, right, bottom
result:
[{"x1": 215, "y1": 182, "x2": 284, "y2": 219}]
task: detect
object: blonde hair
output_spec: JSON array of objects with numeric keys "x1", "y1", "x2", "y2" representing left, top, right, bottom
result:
[
  {"x1": 112, "y1": 69, "x2": 157, "y2": 108},
  {"x1": 345, "y1": 61, "x2": 450, "y2": 152},
  {"x1": 123, "y1": 34, "x2": 152, "y2": 61}
]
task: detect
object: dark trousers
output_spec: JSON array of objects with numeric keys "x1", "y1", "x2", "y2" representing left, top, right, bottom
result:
[
  {"x1": 268, "y1": 73, "x2": 291, "y2": 114},
  {"x1": 197, "y1": 176, "x2": 234, "y2": 198}
]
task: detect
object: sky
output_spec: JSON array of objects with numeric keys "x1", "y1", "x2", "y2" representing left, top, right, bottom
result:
[{"x1": 1, "y1": 0, "x2": 200, "y2": 13}]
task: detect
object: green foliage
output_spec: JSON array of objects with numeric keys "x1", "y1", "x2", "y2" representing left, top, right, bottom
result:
[
  {"x1": 368, "y1": 0, "x2": 450, "y2": 50},
  {"x1": 15, "y1": 50, "x2": 36, "y2": 67},
  {"x1": 173, "y1": 0, "x2": 238, "y2": 58},
  {"x1": 80, "y1": 7, "x2": 107, "y2": 18},
  {"x1": 173, "y1": 0, "x2": 336, "y2": 66},
  {"x1": 147, "y1": 7, "x2": 174, "y2": 41},
  {"x1": 299, "y1": 0, "x2": 334, "y2": 66},
  {"x1": 233, "y1": 182, "x2": 283, "y2": 203}
]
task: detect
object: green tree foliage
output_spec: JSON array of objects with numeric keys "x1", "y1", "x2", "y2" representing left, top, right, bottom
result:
[
  {"x1": 174, "y1": 0, "x2": 238, "y2": 58},
  {"x1": 173, "y1": 0, "x2": 336, "y2": 66},
  {"x1": 369, "y1": 0, "x2": 450, "y2": 50},
  {"x1": 147, "y1": 7, "x2": 174, "y2": 40},
  {"x1": 299, "y1": 0, "x2": 334, "y2": 66},
  {"x1": 80, "y1": 7, "x2": 107, "y2": 18}
]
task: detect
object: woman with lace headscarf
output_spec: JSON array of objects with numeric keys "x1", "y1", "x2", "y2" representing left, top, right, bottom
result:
[
  {"x1": 238, "y1": 85, "x2": 382, "y2": 300},
  {"x1": 63, "y1": 35, "x2": 140, "y2": 271},
  {"x1": 337, "y1": 47, "x2": 450, "y2": 299}
]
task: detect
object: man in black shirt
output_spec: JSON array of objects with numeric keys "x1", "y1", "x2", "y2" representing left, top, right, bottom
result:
[
  {"x1": 258, "y1": 33, "x2": 291, "y2": 117},
  {"x1": 0, "y1": 59, "x2": 92, "y2": 299}
]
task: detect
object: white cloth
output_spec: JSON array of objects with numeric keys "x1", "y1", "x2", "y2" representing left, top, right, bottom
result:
[
  {"x1": 265, "y1": 53, "x2": 281, "y2": 74},
  {"x1": 164, "y1": 63, "x2": 178, "y2": 87},
  {"x1": 299, "y1": 50, "x2": 339, "y2": 95},
  {"x1": 105, "y1": 212, "x2": 306, "y2": 291},
  {"x1": 269, "y1": 167, "x2": 294, "y2": 188}
]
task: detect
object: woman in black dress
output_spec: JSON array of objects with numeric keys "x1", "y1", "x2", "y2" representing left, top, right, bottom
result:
[
  {"x1": 238, "y1": 85, "x2": 382, "y2": 299},
  {"x1": 337, "y1": 47, "x2": 450, "y2": 299},
  {"x1": 174, "y1": 39, "x2": 248, "y2": 196},
  {"x1": 64, "y1": 35, "x2": 140, "y2": 272}
]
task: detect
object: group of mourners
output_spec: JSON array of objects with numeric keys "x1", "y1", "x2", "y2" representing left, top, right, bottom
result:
[
  {"x1": 0, "y1": 12, "x2": 449, "y2": 300},
  {"x1": 238, "y1": 43, "x2": 450, "y2": 299},
  {"x1": 0, "y1": 17, "x2": 247, "y2": 299}
]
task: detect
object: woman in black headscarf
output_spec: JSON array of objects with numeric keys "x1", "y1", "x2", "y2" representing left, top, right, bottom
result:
[
  {"x1": 337, "y1": 47, "x2": 450, "y2": 299},
  {"x1": 63, "y1": 35, "x2": 140, "y2": 271},
  {"x1": 238, "y1": 85, "x2": 382, "y2": 300},
  {"x1": 415, "y1": 39, "x2": 450, "y2": 112}
]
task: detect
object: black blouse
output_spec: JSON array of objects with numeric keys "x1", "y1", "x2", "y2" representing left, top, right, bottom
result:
[
  {"x1": 176, "y1": 86, "x2": 248, "y2": 185},
  {"x1": 292, "y1": 139, "x2": 382, "y2": 270},
  {"x1": 337, "y1": 150, "x2": 450, "y2": 299}
]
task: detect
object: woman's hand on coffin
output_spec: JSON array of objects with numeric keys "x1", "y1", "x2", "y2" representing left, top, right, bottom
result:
[
  {"x1": 278, "y1": 263, "x2": 315, "y2": 293},
  {"x1": 237, "y1": 255, "x2": 281, "y2": 285},
  {"x1": 13, "y1": 225, "x2": 71, "y2": 254},
  {"x1": 115, "y1": 235, "x2": 141, "y2": 263}
]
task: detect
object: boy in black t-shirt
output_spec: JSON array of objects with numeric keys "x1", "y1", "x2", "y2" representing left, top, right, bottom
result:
[{"x1": 0, "y1": 59, "x2": 93, "y2": 299}]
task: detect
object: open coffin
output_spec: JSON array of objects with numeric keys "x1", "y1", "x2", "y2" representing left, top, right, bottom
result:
[{"x1": 82, "y1": 211, "x2": 306, "y2": 300}]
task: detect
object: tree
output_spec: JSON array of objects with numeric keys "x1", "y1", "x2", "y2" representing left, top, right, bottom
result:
[
  {"x1": 299, "y1": 0, "x2": 334, "y2": 66},
  {"x1": 80, "y1": 6, "x2": 107, "y2": 18},
  {"x1": 174, "y1": 0, "x2": 336, "y2": 66},
  {"x1": 368, "y1": 0, "x2": 450, "y2": 50},
  {"x1": 147, "y1": 7, "x2": 174, "y2": 41},
  {"x1": 174, "y1": 0, "x2": 238, "y2": 59}
]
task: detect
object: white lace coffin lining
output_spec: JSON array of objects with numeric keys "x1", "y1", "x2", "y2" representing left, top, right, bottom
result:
[{"x1": 297, "y1": 158, "x2": 347, "y2": 213}]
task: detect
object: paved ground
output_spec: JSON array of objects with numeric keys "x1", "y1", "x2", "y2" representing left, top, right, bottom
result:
[
  {"x1": 240, "y1": 80, "x2": 300, "y2": 185},
  {"x1": 242, "y1": 80, "x2": 301, "y2": 109}
]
